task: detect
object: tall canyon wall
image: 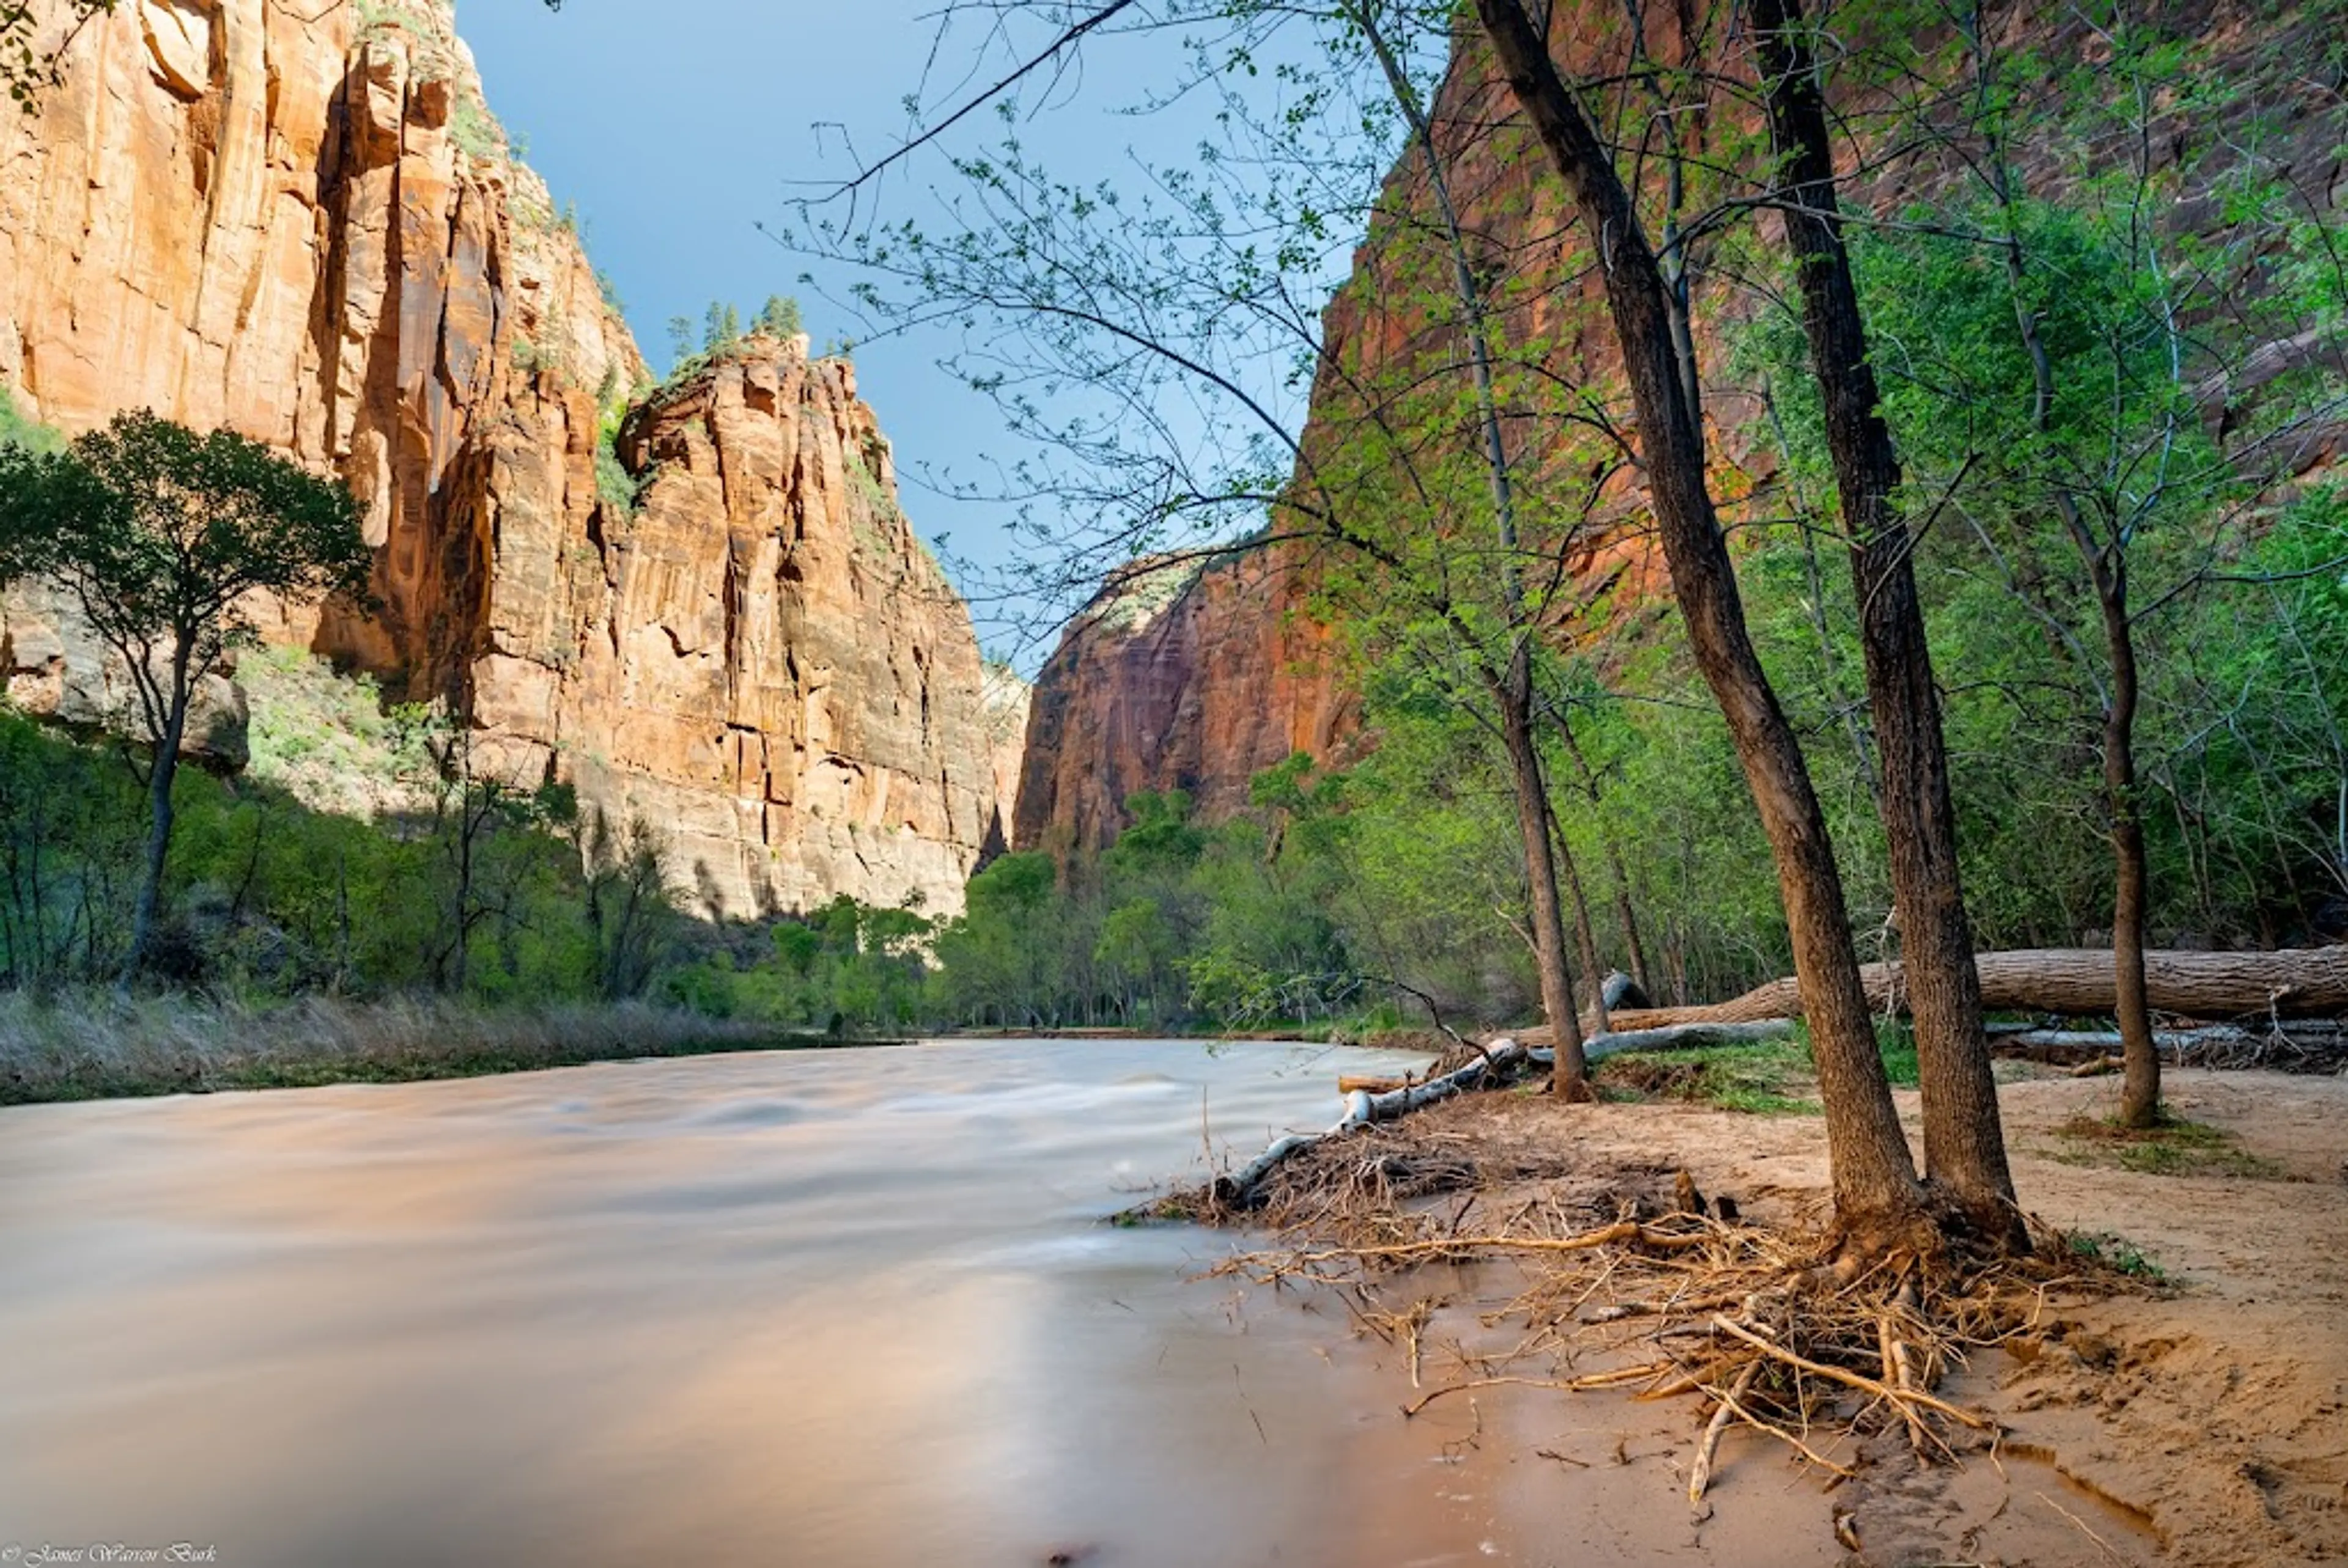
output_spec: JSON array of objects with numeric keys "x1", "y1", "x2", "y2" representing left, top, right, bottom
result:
[
  {"x1": 0, "y1": 0, "x2": 1009, "y2": 916},
  {"x1": 1011, "y1": 550, "x2": 1356, "y2": 856},
  {"x1": 1013, "y1": 0, "x2": 2346, "y2": 854}
]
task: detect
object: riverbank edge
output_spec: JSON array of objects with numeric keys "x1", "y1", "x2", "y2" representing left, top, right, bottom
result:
[
  {"x1": 0, "y1": 993, "x2": 901, "y2": 1107},
  {"x1": 1177, "y1": 1066, "x2": 2348, "y2": 1567},
  {"x1": 0, "y1": 1004, "x2": 1444, "y2": 1108}
]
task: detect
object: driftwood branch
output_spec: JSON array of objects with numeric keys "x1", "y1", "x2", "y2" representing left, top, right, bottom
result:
[
  {"x1": 1582, "y1": 1020, "x2": 1798, "y2": 1055},
  {"x1": 1237, "y1": 1021, "x2": 1809, "y2": 1207},
  {"x1": 1216, "y1": 1040, "x2": 1537, "y2": 1205},
  {"x1": 1990, "y1": 1023, "x2": 2347, "y2": 1071}
]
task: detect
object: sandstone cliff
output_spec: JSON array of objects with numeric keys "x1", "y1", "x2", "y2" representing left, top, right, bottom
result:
[
  {"x1": 1013, "y1": 0, "x2": 2345, "y2": 854},
  {"x1": 0, "y1": 0, "x2": 1004, "y2": 915},
  {"x1": 1012, "y1": 550, "x2": 1354, "y2": 855},
  {"x1": 547, "y1": 342, "x2": 1004, "y2": 918}
]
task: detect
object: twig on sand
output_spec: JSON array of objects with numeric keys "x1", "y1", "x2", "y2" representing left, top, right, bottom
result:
[
  {"x1": 1401, "y1": 1376, "x2": 1581, "y2": 1418},
  {"x1": 2037, "y1": 1490, "x2": 2130, "y2": 1565}
]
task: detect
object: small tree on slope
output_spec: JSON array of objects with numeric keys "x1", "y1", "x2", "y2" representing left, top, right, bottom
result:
[{"x1": 0, "y1": 410, "x2": 372, "y2": 984}]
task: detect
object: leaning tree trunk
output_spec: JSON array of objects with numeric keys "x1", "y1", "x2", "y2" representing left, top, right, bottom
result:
[
  {"x1": 1500, "y1": 652, "x2": 1591, "y2": 1094},
  {"x1": 123, "y1": 656, "x2": 193, "y2": 986},
  {"x1": 2097, "y1": 566, "x2": 2161, "y2": 1127},
  {"x1": 1752, "y1": 0, "x2": 2019, "y2": 1236},
  {"x1": 1472, "y1": 0, "x2": 1927, "y2": 1240}
]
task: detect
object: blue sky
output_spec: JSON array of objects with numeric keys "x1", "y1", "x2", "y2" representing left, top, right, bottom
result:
[{"x1": 457, "y1": 1, "x2": 1286, "y2": 668}]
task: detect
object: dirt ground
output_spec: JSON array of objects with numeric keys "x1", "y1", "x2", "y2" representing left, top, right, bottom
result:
[{"x1": 1253, "y1": 1066, "x2": 2348, "y2": 1567}]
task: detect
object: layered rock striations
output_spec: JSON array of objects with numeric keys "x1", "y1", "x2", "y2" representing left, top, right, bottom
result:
[
  {"x1": 1013, "y1": 0, "x2": 2345, "y2": 855},
  {"x1": 0, "y1": 0, "x2": 1003, "y2": 915}
]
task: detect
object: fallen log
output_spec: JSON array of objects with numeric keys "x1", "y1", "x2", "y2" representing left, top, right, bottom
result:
[
  {"x1": 1340, "y1": 1023, "x2": 1795, "y2": 1096},
  {"x1": 1523, "y1": 948, "x2": 2348, "y2": 1037},
  {"x1": 1994, "y1": 1028, "x2": 2237, "y2": 1057},
  {"x1": 1992, "y1": 1025, "x2": 2348, "y2": 1072},
  {"x1": 1581, "y1": 1021, "x2": 1797, "y2": 1056}
]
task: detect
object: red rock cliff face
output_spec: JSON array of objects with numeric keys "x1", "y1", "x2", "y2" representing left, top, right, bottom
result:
[
  {"x1": 1013, "y1": 549, "x2": 1356, "y2": 854},
  {"x1": 1013, "y1": 0, "x2": 2344, "y2": 855},
  {"x1": 0, "y1": 0, "x2": 1005, "y2": 915}
]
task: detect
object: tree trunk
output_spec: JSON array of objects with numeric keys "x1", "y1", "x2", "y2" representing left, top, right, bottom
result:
[
  {"x1": 1751, "y1": 0, "x2": 2019, "y2": 1235},
  {"x1": 1607, "y1": 850, "x2": 1653, "y2": 998},
  {"x1": 1970, "y1": 37, "x2": 2163, "y2": 1126},
  {"x1": 1471, "y1": 0, "x2": 1925, "y2": 1238},
  {"x1": 1356, "y1": 4, "x2": 1589, "y2": 1088},
  {"x1": 2100, "y1": 569, "x2": 2161, "y2": 1127},
  {"x1": 1500, "y1": 652, "x2": 1590, "y2": 1094},
  {"x1": 123, "y1": 649, "x2": 192, "y2": 987},
  {"x1": 1554, "y1": 817, "x2": 1611, "y2": 1034},
  {"x1": 1560, "y1": 718, "x2": 1654, "y2": 995}
]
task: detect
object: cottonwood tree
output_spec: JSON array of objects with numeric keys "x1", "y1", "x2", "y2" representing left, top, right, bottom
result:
[
  {"x1": 1468, "y1": 0, "x2": 1938, "y2": 1246},
  {"x1": 785, "y1": 0, "x2": 2024, "y2": 1241},
  {"x1": 0, "y1": 411, "x2": 371, "y2": 982},
  {"x1": 1847, "y1": 0, "x2": 2348, "y2": 1128},
  {"x1": 1747, "y1": 0, "x2": 2018, "y2": 1233},
  {"x1": 792, "y1": 0, "x2": 1638, "y2": 1085}
]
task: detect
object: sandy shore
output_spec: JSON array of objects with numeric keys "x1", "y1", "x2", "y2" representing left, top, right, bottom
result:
[{"x1": 1230, "y1": 1066, "x2": 2348, "y2": 1567}]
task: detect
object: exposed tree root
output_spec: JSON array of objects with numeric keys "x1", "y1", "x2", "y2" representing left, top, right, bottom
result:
[{"x1": 1162, "y1": 1108, "x2": 2147, "y2": 1514}]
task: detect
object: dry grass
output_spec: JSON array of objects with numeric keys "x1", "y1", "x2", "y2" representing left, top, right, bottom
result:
[{"x1": 0, "y1": 992, "x2": 845, "y2": 1105}]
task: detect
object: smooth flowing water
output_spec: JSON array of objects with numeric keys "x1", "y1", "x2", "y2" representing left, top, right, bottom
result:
[{"x1": 0, "y1": 1037, "x2": 1620, "y2": 1568}]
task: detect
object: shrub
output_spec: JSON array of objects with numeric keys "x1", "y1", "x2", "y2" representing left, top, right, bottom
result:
[
  {"x1": 449, "y1": 95, "x2": 504, "y2": 161},
  {"x1": 0, "y1": 386, "x2": 61, "y2": 453}
]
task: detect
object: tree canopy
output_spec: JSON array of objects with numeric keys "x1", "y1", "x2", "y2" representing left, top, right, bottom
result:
[{"x1": 0, "y1": 410, "x2": 373, "y2": 980}]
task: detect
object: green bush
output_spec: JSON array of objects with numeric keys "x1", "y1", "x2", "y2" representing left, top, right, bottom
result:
[{"x1": 0, "y1": 387, "x2": 61, "y2": 453}]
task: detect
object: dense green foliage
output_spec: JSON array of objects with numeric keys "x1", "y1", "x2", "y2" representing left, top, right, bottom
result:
[
  {"x1": 0, "y1": 412, "x2": 373, "y2": 687},
  {"x1": 2, "y1": 2, "x2": 2341, "y2": 1064},
  {"x1": 0, "y1": 702, "x2": 690, "y2": 999},
  {"x1": 0, "y1": 410, "x2": 377, "y2": 977},
  {"x1": 887, "y1": 427, "x2": 2342, "y2": 1034}
]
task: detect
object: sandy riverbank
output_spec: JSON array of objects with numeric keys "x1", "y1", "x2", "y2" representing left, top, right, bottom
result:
[{"x1": 1202, "y1": 1066, "x2": 2348, "y2": 1567}]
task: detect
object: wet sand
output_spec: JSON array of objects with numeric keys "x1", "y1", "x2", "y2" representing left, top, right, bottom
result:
[{"x1": 1313, "y1": 1067, "x2": 2348, "y2": 1567}]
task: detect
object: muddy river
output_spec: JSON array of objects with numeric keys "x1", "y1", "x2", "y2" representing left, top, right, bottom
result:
[{"x1": 0, "y1": 1038, "x2": 1873, "y2": 1567}]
